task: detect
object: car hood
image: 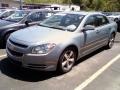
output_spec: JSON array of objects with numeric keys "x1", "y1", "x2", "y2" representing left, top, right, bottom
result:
[
  {"x1": 10, "y1": 25, "x2": 73, "y2": 45},
  {"x1": 0, "y1": 20, "x2": 15, "y2": 27}
]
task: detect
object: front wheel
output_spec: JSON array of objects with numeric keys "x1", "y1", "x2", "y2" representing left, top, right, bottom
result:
[
  {"x1": 106, "y1": 34, "x2": 115, "y2": 49},
  {"x1": 4, "y1": 33, "x2": 11, "y2": 46},
  {"x1": 57, "y1": 47, "x2": 77, "y2": 73}
]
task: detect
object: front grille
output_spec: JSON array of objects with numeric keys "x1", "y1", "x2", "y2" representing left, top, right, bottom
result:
[
  {"x1": 8, "y1": 48, "x2": 23, "y2": 57},
  {"x1": 9, "y1": 39, "x2": 28, "y2": 48}
]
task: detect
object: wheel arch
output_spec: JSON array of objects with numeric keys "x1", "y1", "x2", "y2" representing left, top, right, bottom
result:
[
  {"x1": 59, "y1": 44, "x2": 79, "y2": 61},
  {"x1": 2, "y1": 30, "x2": 16, "y2": 45},
  {"x1": 56, "y1": 44, "x2": 79, "y2": 73},
  {"x1": 3, "y1": 30, "x2": 16, "y2": 39}
]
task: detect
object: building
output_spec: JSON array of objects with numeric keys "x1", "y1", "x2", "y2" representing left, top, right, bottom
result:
[
  {"x1": 50, "y1": 4, "x2": 80, "y2": 11},
  {"x1": 0, "y1": 0, "x2": 23, "y2": 9}
]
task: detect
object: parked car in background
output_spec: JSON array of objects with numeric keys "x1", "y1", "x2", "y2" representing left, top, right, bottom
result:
[
  {"x1": 102, "y1": 12, "x2": 112, "y2": 16},
  {"x1": 107, "y1": 13, "x2": 120, "y2": 32},
  {"x1": 0, "y1": 9, "x2": 55, "y2": 46},
  {"x1": 0, "y1": 9, "x2": 15, "y2": 19},
  {"x1": 107, "y1": 13, "x2": 120, "y2": 21},
  {"x1": 6, "y1": 12, "x2": 117, "y2": 73},
  {"x1": 116, "y1": 19, "x2": 120, "y2": 32}
]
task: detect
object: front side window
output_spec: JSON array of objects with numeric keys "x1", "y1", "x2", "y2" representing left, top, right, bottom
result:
[
  {"x1": 84, "y1": 16, "x2": 97, "y2": 27},
  {"x1": 40, "y1": 13, "x2": 84, "y2": 31}
]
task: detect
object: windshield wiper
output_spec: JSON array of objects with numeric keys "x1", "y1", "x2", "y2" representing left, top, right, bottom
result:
[
  {"x1": 48, "y1": 26, "x2": 65, "y2": 30},
  {"x1": 38, "y1": 24, "x2": 49, "y2": 27},
  {"x1": 39, "y1": 24, "x2": 65, "y2": 30}
]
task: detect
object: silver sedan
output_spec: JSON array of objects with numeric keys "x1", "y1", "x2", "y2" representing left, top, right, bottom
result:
[{"x1": 6, "y1": 12, "x2": 117, "y2": 73}]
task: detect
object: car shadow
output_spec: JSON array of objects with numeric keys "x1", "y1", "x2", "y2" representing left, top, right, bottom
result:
[
  {"x1": 0, "y1": 47, "x2": 106, "y2": 82},
  {"x1": 0, "y1": 58, "x2": 60, "y2": 82},
  {"x1": 0, "y1": 45, "x2": 5, "y2": 49}
]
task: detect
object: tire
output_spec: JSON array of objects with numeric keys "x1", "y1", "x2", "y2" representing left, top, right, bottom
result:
[
  {"x1": 106, "y1": 34, "x2": 115, "y2": 49},
  {"x1": 4, "y1": 33, "x2": 11, "y2": 46},
  {"x1": 57, "y1": 47, "x2": 77, "y2": 73}
]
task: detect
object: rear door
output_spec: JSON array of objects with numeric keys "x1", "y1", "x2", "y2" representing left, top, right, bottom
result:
[{"x1": 95, "y1": 15, "x2": 110, "y2": 44}]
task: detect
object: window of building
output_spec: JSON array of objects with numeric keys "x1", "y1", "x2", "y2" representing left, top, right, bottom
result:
[{"x1": 1, "y1": 3, "x2": 9, "y2": 7}]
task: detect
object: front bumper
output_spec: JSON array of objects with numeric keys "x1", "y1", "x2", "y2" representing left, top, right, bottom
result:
[{"x1": 6, "y1": 40, "x2": 60, "y2": 71}]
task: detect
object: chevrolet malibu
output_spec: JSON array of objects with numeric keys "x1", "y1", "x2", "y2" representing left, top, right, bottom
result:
[{"x1": 6, "y1": 12, "x2": 117, "y2": 73}]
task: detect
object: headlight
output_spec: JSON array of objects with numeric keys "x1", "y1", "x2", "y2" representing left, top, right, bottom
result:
[{"x1": 32, "y1": 43, "x2": 56, "y2": 54}]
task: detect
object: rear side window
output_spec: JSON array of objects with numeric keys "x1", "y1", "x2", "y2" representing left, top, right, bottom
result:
[
  {"x1": 27, "y1": 12, "x2": 53, "y2": 22},
  {"x1": 96, "y1": 15, "x2": 109, "y2": 26},
  {"x1": 27, "y1": 12, "x2": 44, "y2": 22}
]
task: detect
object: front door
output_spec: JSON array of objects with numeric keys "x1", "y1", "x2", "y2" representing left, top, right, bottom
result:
[{"x1": 81, "y1": 15, "x2": 100, "y2": 55}]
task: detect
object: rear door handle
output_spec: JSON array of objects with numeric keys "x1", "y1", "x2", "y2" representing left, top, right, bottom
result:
[{"x1": 96, "y1": 30, "x2": 100, "y2": 33}]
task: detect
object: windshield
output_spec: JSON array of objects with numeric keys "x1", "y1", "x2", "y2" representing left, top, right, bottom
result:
[
  {"x1": 40, "y1": 13, "x2": 84, "y2": 31},
  {"x1": 5, "y1": 10, "x2": 30, "y2": 22}
]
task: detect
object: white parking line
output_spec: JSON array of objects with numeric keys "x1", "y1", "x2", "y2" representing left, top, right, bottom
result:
[
  {"x1": 75, "y1": 54, "x2": 120, "y2": 90},
  {"x1": 0, "y1": 54, "x2": 7, "y2": 58}
]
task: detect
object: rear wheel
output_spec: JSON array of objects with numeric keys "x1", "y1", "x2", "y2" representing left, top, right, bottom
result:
[
  {"x1": 106, "y1": 34, "x2": 115, "y2": 49},
  {"x1": 58, "y1": 47, "x2": 77, "y2": 73}
]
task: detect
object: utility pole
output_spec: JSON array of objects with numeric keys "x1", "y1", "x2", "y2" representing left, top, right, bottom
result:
[
  {"x1": 69, "y1": 0, "x2": 71, "y2": 8},
  {"x1": 20, "y1": 0, "x2": 22, "y2": 10}
]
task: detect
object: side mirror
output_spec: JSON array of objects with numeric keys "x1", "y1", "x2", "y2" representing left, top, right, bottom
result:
[
  {"x1": 66, "y1": 25, "x2": 76, "y2": 31},
  {"x1": 25, "y1": 20, "x2": 31, "y2": 26},
  {"x1": 82, "y1": 25, "x2": 95, "y2": 32}
]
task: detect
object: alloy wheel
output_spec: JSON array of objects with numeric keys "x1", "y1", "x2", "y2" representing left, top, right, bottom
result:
[{"x1": 61, "y1": 49, "x2": 75, "y2": 72}]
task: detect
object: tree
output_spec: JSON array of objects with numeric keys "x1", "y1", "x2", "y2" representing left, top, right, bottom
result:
[{"x1": 24, "y1": 0, "x2": 120, "y2": 11}]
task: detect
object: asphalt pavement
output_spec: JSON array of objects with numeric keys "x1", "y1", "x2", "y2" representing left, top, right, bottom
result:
[{"x1": 0, "y1": 32, "x2": 120, "y2": 90}]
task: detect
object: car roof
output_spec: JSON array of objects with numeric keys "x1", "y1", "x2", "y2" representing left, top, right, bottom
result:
[
  {"x1": 1, "y1": 9, "x2": 60, "y2": 13},
  {"x1": 58, "y1": 11, "x2": 103, "y2": 16},
  {"x1": 24, "y1": 9, "x2": 55, "y2": 13}
]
